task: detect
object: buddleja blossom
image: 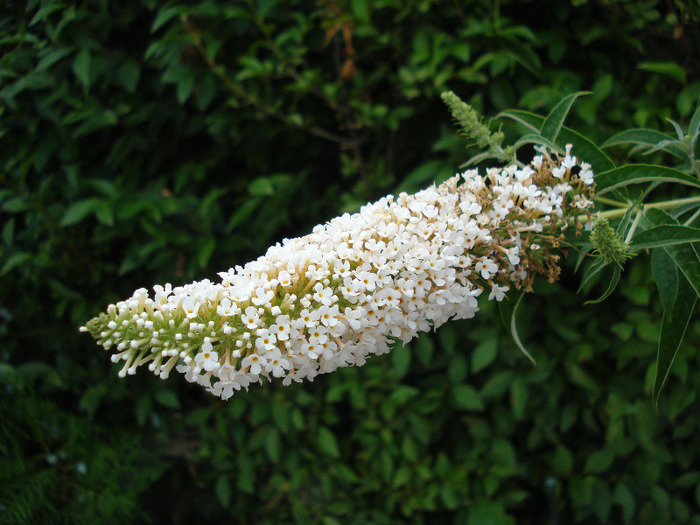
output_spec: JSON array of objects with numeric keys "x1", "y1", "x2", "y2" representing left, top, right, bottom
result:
[{"x1": 81, "y1": 146, "x2": 595, "y2": 399}]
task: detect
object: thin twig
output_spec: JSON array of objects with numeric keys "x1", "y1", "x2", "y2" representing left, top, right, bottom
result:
[
  {"x1": 246, "y1": 0, "x2": 332, "y2": 106},
  {"x1": 585, "y1": 195, "x2": 700, "y2": 222},
  {"x1": 180, "y1": 14, "x2": 358, "y2": 148}
]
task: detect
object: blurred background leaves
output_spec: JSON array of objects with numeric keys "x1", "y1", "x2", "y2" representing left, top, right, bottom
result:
[{"x1": 1, "y1": 0, "x2": 699, "y2": 523}]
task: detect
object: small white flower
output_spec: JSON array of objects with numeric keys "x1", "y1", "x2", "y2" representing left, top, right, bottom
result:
[
  {"x1": 294, "y1": 309, "x2": 319, "y2": 329},
  {"x1": 345, "y1": 307, "x2": 365, "y2": 331},
  {"x1": 241, "y1": 306, "x2": 260, "y2": 330},
  {"x1": 270, "y1": 315, "x2": 292, "y2": 341},
  {"x1": 216, "y1": 297, "x2": 238, "y2": 317},
  {"x1": 313, "y1": 283, "x2": 335, "y2": 307},
  {"x1": 308, "y1": 324, "x2": 329, "y2": 345},
  {"x1": 552, "y1": 165, "x2": 567, "y2": 179},
  {"x1": 241, "y1": 353, "x2": 266, "y2": 375},
  {"x1": 475, "y1": 258, "x2": 498, "y2": 279},
  {"x1": 266, "y1": 355, "x2": 291, "y2": 377},
  {"x1": 516, "y1": 166, "x2": 534, "y2": 182},
  {"x1": 562, "y1": 155, "x2": 577, "y2": 169},
  {"x1": 579, "y1": 162, "x2": 594, "y2": 185},
  {"x1": 181, "y1": 297, "x2": 200, "y2": 319},
  {"x1": 194, "y1": 342, "x2": 219, "y2": 372},
  {"x1": 505, "y1": 247, "x2": 521, "y2": 266},
  {"x1": 488, "y1": 284, "x2": 509, "y2": 301},
  {"x1": 355, "y1": 270, "x2": 379, "y2": 292},
  {"x1": 317, "y1": 305, "x2": 341, "y2": 328},
  {"x1": 252, "y1": 288, "x2": 274, "y2": 306},
  {"x1": 277, "y1": 270, "x2": 293, "y2": 288},
  {"x1": 255, "y1": 329, "x2": 277, "y2": 352}
]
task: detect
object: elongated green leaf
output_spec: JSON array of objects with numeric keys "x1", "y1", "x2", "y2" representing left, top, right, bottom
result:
[
  {"x1": 512, "y1": 133, "x2": 563, "y2": 154},
  {"x1": 226, "y1": 198, "x2": 261, "y2": 232},
  {"x1": 585, "y1": 448, "x2": 614, "y2": 473},
  {"x1": 595, "y1": 165, "x2": 700, "y2": 195},
  {"x1": 351, "y1": 0, "x2": 371, "y2": 23},
  {"x1": 631, "y1": 224, "x2": 700, "y2": 250},
  {"x1": 495, "y1": 109, "x2": 540, "y2": 134},
  {"x1": 652, "y1": 248, "x2": 678, "y2": 314},
  {"x1": 29, "y1": 4, "x2": 65, "y2": 26},
  {"x1": 36, "y1": 47, "x2": 73, "y2": 72},
  {"x1": 644, "y1": 208, "x2": 700, "y2": 299},
  {"x1": 540, "y1": 91, "x2": 590, "y2": 141},
  {"x1": 496, "y1": 110, "x2": 615, "y2": 173},
  {"x1": 675, "y1": 202, "x2": 700, "y2": 221},
  {"x1": 152, "y1": 6, "x2": 182, "y2": 32},
  {"x1": 1, "y1": 252, "x2": 33, "y2": 275},
  {"x1": 584, "y1": 265, "x2": 621, "y2": 304},
  {"x1": 653, "y1": 272, "x2": 696, "y2": 409},
  {"x1": 176, "y1": 72, "x2": 196, "y2": 104},
  {"x1": 154, "y1": 389, "x2": 179, "y2": 408},
  {"x1": 574, "y1": 241, "x2": 594, "y2": 272},
  {"x1": 472, "y1": 337, "x2": 497, "y2": 373},
  {"x1": 601, "y1": 129, "x2": 687, "y2": 159},
  {"x1": 117, "y1": 59, "x2": 141, "y2": 94},
  {"x1": 451, "y1": 384, "x2": 485, "y2": 411},
  {"x1": 668, "y1": 119, "x2": 685, "y2": 140},
  {"x1": 264, "y1": 427, "x2": 281, "y2": 463},
  {"x1": 461, "y1": 150, "x2": 499, "y2": 168},
  {"x1": 498, "y1": 291, "x2": 535, "y2": 364},
  {"x1": 72, "y1": 49, "x2": 91, "y2": 91},
  {"x1": 498, "y1": 290, "x2": 520, "y2": 332},
  {"x1": 688, "y1": 104, "x2": 700, "y2": 139},
  {"x1": 60, "y1": 198, "x2": 101, "y2": 227},
  {"x1": 73, "y1": 110, "x2": 118, "y2": 138},
  {"x1": 94, "y1": 200, "x2": 114, "y2": 226},
  {"x1": 215, "y1": 475, "x2": 231, "y2": 508},
  {"x1": 638, "y1": 61, "x2": 687, "y2": 83},
  {"x1": 643, "y1": 138, "x2": 687, "y2": 157},
  {"x1": 689, "y1": 104, "x2": 700, "y2": 163},
  {"x1": 615, "y1": 194, "x2": 643, "y2": 238},
  {"x1": 317, "y1": 426, "x2": 340, "y2": 458},
  {"x1": 2, "y1": 196, "x2": 27, "y2": 213},
  {"x1": 577, "y1": 258, "x2": 606, "y2": 294}
]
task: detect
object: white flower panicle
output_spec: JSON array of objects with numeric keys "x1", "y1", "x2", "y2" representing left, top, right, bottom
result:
[{"x1": 81, "y1": 146, "x2": 595, "y2": 399}]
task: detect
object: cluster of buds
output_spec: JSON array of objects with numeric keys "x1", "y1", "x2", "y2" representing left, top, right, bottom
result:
[{"x1": 81, "y1": 146, "x2": 595, "y2": 399}]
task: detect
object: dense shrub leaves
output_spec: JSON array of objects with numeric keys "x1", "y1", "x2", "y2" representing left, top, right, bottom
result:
[{"x1": 1, "y1": 0, "x2": 699, "y2": 523}]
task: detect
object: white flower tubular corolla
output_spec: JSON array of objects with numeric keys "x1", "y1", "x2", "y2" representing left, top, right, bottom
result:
[{"x1": 81, "y1": 147, "x2": 595, "y2": 399}]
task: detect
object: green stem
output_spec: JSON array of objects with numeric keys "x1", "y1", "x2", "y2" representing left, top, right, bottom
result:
[
  {"x1": 624, "y1": 209, "x2": 643, "y2": 244},
  {"x1": 684, "y1": 207, "x2": 700, "y2": 226},
  {"x1": 591, "y1": 195, "x2": 700, "y2": 221},
  {"x1": 593, "y1": 196, "x2": 629, "y2": 208}
]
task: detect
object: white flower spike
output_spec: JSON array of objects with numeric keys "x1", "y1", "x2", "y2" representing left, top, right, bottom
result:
[{"x1": 81, "y1": 147, "x2": 595, "y2": 399}]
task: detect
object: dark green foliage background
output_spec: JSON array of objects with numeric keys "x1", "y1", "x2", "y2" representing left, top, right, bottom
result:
[{"x1": 1, "y1": 0, "x2": 699, "y2": 523}]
